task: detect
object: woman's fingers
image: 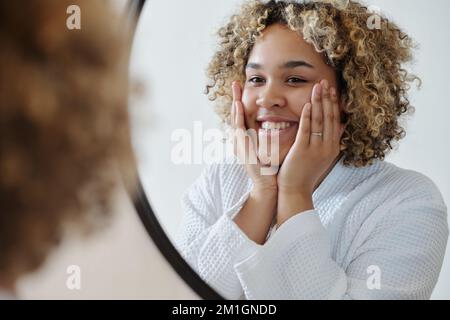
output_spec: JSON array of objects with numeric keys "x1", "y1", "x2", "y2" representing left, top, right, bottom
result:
[
  {"x1": 310, "y1": 82, "x2": 324, "y2": 147},
  {"x1": 331, "y1": 87, "x2": 344, "y2": 142},
  {"x1": 231, "y1": 81, "x2": 240, "y2": 156},
  {"x1": 235, "y1": 101, "x2": 258, "y2": 166},
  {"x1": 297, "y1": 102, "x2": 312, "y2": 149},
  {"x1": 232, "y1": 81, "x2": 242, "y2": 98},
  {"x1": 232, "y1": 81, "x2": 242, "y2": 157},
  {"x1": 235, "y1": 99, "x2": 246, "y2": 130},
  {"x1": 297, "y1": 80, "x2": 342, "y2": 153},
  {"x1": 231, "y1": 81, "x2": 238, "y2": 128},
  {"x1": 233, "y1": 81, "x2": 245, "y2": 130},
  {"x1": 231, "y1": 101, "x2": 236, "y2": 128},
  {"x1": 231, "y1": 81, "x2": 258, "y2": 166},
  {"x1": 321, "y1": 80, "x2": 334, "y2": 146},
  {"x1": 232, "y1": 81, "x2": 244, "y2": 126}
]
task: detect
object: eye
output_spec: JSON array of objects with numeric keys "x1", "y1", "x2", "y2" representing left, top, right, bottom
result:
[
  {"x1": 287, "y1": 77, "x2": 307, "y2": 84},
  {"x1": 247, "y1": 76, "x2": 265, "y2": 84}
]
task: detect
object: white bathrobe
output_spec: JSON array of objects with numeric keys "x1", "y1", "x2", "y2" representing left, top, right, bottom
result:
[{"x1": 176, "y1": 156, "x2": 449, "y2": 300}]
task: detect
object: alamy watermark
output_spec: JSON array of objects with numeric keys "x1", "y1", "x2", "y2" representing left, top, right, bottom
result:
[
  {"x1": 170, "y1": 121, "x2": 280, "y2": 175},
  {"x1": 66, "y1": 265, "x2": 81, "y2": 290},
  {"x1": 66, "y1": 5, "x2": 81, "y2": 30},
  {"x1": 366, "y1": 265, "x2": 381, "y2": 290},
  {"x1": 367, "y1": 5, "x2": 382, "y2": 30}
]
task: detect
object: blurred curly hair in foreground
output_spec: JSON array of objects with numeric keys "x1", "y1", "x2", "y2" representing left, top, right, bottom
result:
[{"x1": 0, "y1": 0, "x2": 134, "y2": 285}]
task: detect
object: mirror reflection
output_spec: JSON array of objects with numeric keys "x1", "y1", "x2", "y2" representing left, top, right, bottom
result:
[{"x1": 130, "y1": 0, "x2": 450, "y2": 300}]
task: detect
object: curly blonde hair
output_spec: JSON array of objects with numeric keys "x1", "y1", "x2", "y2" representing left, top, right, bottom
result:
[
  {"x1": 205, "y1": 0, "x2": 420, "y2": 167},
  {"x1": 0, "y1": 0, "x2": 134, "y2": 282}
]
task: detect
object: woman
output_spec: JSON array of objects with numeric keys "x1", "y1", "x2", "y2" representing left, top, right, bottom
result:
[
  {"x1": 0, "y1": 0, "x2": 133, "y2": 298},
  {"x1": 176, "y1": 0, "x2": 448, "y2": 299}
]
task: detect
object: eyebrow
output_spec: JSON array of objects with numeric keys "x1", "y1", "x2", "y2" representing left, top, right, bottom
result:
[{"x1": 245, "y1": 60, "x2": 315, "y2": 70}]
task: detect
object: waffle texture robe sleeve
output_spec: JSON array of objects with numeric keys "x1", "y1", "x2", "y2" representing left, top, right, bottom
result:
[
  {"x1": 176, "y1": 163, "x2": 449, "y2": 300},
  {"x1": 176, "y1": 164, "x2": 258, "y2": 299}
]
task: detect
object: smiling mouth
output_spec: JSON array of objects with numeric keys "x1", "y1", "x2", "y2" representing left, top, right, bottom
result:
[
  {"x1": 257, "y1": 121, "x2": 298, "y2": 135},
  {"x1": 261, "y1": 121, "x2": 293, "y2": 130}
]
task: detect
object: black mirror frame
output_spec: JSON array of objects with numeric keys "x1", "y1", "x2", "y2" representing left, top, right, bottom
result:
[{"x1": 126, "y1": 0, "x2": 224, "y2": 300}]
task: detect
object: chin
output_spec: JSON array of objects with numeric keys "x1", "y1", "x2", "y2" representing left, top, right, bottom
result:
[{"x1": 257, "y1": 143, "x2": 291, "y2": 167}]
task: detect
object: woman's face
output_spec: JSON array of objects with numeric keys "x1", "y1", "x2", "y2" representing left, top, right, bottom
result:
[{"x1": 242, "y1": 23, "x2": 340, "y2": 165}]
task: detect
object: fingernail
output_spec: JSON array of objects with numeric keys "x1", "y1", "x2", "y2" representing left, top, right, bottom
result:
[
  {"x1": 315, "y1": 83, "x2": 322, "y2": 97},
  {"x1": 322, "y1": 79, "x2": 329, "y2": 91},
  {"x1": 232, "y1": 83, "x2": 237, "y2": 96},
  {"x1": 331, "y1": 87, "x2": 336, "y2": 97}
]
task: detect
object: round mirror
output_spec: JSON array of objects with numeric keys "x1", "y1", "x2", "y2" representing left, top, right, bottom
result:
[
  {"x1": 128, "y1": 0, "x2": 226, "y2": 299},
  {"x1": 128, "y1": 0, "x2": 450, "y2": 300}
]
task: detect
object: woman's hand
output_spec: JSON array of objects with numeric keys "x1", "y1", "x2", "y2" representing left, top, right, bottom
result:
[
  {"x1": 231, "y1": 81, "x2": 278, "y2": 195},
  {"x1": 276, "y1": 79, "x2": 345, "y2": 225},
  {"x1": 231, "y1": 81, "x2": 278, "y2": 244},
  {"x1": 278, "y1": 79, "x2": 344, "y2": 195}
]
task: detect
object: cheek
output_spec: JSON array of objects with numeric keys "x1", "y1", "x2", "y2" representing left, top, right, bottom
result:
[
  {"x1": 241, "y1": 90, "x2": 259, "y2": 119},
  {"x1": 288, "y1": 91, "x2": 311, "y2": 118},
  {"x1": 241, "y1": 89, "x2": 258, "y2": 129}
]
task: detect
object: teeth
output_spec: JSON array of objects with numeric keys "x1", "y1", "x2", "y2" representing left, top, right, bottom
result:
[{"x1": 261, "y1": 121, "x2": 292, "y2": 130}]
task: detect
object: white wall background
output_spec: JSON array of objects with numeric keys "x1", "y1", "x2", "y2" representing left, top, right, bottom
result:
[
  {"x1": 130, "y1": 0, "x2": 450, "y2": 299},
  {"x1": 367, "y1": 0, "x2": 450, "y2": 299}
]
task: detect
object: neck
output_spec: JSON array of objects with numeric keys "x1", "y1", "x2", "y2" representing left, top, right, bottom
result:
[{"x1": 314, "y1": 152, "x2": 343, "y2": 192}]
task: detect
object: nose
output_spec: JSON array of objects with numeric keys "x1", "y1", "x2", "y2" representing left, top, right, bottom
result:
[{"x1": 255, "y1": 82, "x2": 286, "y2": 109}]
